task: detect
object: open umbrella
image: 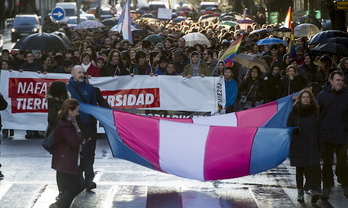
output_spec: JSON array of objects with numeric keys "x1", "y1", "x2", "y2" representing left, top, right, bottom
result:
[
  {"x1": 101, "y1": 19, "x2": 118, "y2": 26},
  {"x1": 236, "y1": 19, "x2": 254, "y2": 24},
  {"x1": 144, "y1": 34, "x2": 166, "y2": 44},
  {"x1": 236, "y1": 18, "x2": 254, "y2": 30},
  {"x1": 198, "y1": 14, "x2": 218, "y2": 22},
  {"x1": 182, "y1": 32, "x2": 211, "y2": 47},
  {"x1": 269, "y1": 27, "x2": 291, "y2": 38},
  {"x1": 218, "y1": 21, "x2": 237, "y2": 29},
  {"x1": 74, "y1": 20, "x2": 105, "y2": 30},
  {"x1": 308, "y1": 30, "x2": 348, "y2": 45},
  {"x1": 172, "y1": 16, "x2": 187, "y2": 23},
  {"x1": 13, "y1": 33, "x2": 71, "y2": 51},
  {"x1": 256, "y1": 37, "x2": 287, "y2": 46},
  {"x1": 51, "y1": 31, "x2": 72, "y2": 45},
  {"x1": 250, "y1": 28, "x2": 271, "y2": 35},
  {"x1": 219, "y1": 15, "x2": 237, "y2": 22},
  {"x1": 322, "y1": 37, "x2": 348, "y2": 48},
  {"x1": 294, "y1": 23, "x2": 319, "y2": 37},
  {"x1": 232, "y1": 53, "x2": 269, "y2": 73},
  {"x1": 311, "y1": 43, "x2": 348, "y2": 57}
]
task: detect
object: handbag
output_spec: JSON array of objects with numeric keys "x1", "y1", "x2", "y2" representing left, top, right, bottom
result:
[
  {"x1": 255, "y1": 100, "x2": 264, "y2": 106},
  {"x1": 42, "y1": 130, "x2": 55, "y2": 154},
  {"x1": 239, "y1": 81, "x2": 256, "y2": 106}
]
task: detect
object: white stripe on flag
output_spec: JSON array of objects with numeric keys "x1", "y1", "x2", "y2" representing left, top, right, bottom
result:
[
  {"x1": 192, "y1": 113, "x2": 237, "y2": 127},
  {"x1": 159, "y1": 120, "x2": 210, "y2": 181}
]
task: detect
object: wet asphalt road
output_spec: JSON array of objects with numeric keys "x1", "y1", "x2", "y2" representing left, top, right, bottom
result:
[{"x1": 0, "y1": 130, "x2": 348, "y2": 208}]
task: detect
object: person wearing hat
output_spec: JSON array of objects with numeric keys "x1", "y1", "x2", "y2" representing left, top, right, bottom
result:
[
  {"x1": 32, "y1": 50, "x2": 42, "y2": 63},
  {"x1": 173, "y1": 50, "x2": 189, "y2": 75},
  {"x1": 154, "y1": 55, "x2": 168, "y2": 75}
]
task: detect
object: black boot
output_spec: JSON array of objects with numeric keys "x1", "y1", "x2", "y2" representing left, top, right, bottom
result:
[
  {"x1": 298, "y1": 189, "x2": 304, "y2": 202},
  {"x1": 311, "y1": 190, "x2": 321, "y2": 204},
  {"x1": 321, "y1": 188, "x2": 331, "y2": 200},
  {"x1": 343, "y1": 187, "x2": 348, "y2": 198}
]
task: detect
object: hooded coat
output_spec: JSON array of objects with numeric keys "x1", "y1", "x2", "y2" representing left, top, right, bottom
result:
[{"x1": 182, "y1": 51, "x2": 209, "y2": 77}]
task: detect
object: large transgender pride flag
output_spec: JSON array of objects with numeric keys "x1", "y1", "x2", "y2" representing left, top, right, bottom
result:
[{"x1": 79, "y1": 96, "x2": 295, "y2": 181}]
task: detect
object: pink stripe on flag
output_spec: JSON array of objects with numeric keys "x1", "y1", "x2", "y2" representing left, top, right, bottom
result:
[
  {"x1": 204, "y1": 126, "x2": 257, "y2": 180},
  {"x1": 236, "y1": 101, "x2": 277, "y2": 127},
  {"x1": 113, "y1": 111, "x2": 161, "y2": 169}
]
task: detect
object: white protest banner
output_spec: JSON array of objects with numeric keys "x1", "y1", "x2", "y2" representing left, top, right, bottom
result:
[{"x1": 0, "y1": 71, "x2": 225, "y2": 130}]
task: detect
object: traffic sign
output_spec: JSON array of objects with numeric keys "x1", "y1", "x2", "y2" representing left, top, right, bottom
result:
[
  {"x1": 335, "y1": 1, "x2": 348, "y2": 10},
  {"x1": 51, "y1": 7, "x2": 65, "y2": 21}
]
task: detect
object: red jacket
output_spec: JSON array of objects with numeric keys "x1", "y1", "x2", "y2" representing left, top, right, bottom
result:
[
  {"x1": 51, "y1": 119, "x2": 84, "y2": 175},
  {"x1": 86, "y1": 64, "x2": 101, "y2": 77}
]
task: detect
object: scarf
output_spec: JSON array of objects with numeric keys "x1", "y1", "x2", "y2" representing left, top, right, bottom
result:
[{"x1": 81, "y1": 62, "x2": 91, "y2": 72}]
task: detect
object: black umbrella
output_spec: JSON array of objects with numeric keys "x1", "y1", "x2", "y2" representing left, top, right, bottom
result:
[
  {"x1": 51, "y1": 31, "x2": 72, "y2": 45},
  {"x1": 321, "y1": 37, "x2": 348, "y2": 48},
  {"x1": 269, "y1": 27, "x2": 291, "y2": 38},
  {"x1": 101, "y1": 19, "x2": 118, "y2": 27},
  {"x1": 308, "y1": 30, "x2": 348, "y2": 45},
  {"x1": 311, "y1": 43, "x2": 348, "y2": 57},
  {"x1": 219, "y1": 15, "x2": 237, "y2": 22},
  {"x1": 13, "y1": 33, "x2": 71, "y2": 51},
  {"x1": 144, "y1": 34, "x2": 166, "y2": 44}
]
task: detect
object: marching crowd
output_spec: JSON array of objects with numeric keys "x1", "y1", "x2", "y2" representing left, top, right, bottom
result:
[{"x1": 0, "y1": 17, "x2": 348, "y2": 207}]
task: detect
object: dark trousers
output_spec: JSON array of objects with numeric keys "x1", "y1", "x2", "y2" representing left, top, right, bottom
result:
[
  {"x1": 55, "y1": 169, "x2": 85, "y2": 208},
  {"x1": 225, "y1": 105, "x2": 235, "y2": 113},
  {"x1": 322, "y1": 142, "x2": 348, "y2": 189},
  {"x1": 81, "y1": 137, "x2": 97, "y2": 183},
  {"x1": 296, "y1": 166, "x2": 321, "y2": 192}
]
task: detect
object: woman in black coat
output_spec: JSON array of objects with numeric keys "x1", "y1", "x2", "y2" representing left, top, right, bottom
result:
[
  {"x1": 239, "y1": 66, "x2": 266, "y2": 110},
  {"x1": 287, "y1": 89, "x2": 322, "y2": 203},
  {"x1": 101, "y1": 49, "x2": 129, "y2": 76},
  {"x1": 278, "y1": 65, "x2": 305, "y2": 98}
]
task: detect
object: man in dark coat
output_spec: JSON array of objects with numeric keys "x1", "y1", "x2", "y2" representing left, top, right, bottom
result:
[
  {"x1": 19, "y1": 51, "x2": 41, "y2": 72},
  {"x1": 67, "y1": 65, "x2": 98, "y2": 191},
  {"x1": 316, "y1": 70, "x2": 348, "y2": 200}
]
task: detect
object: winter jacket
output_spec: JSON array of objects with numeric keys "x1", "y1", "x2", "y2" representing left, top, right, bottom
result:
[
  {"x1": 102, "y1": 62, "x2": 129, "y2": 76},
  {"x1": 85, "y1": 64, "x2": 100, "y2": 77},
  {"x1": 0, "y1": 93, "x2": 7, "y2": 110},
  {"x1": 297, "y1": 64, "x2": 318, "y2": 84},
  {"x1": 316, "y1": 85, "x2": 348, "y2": 144},
  {"x1": 182, "y1": 51, "x2": 209, "y2": 77},
  {"x1": 277, "y1": 76, "x2": 305, "y2": 98},
  {"x1": 51, "y1": 119, "x2": 84, "y2": 175},
  {"x1": 225, "y1": 78, "x2": 238, "y2": 108},
  {"x1": 67, "y1": 77, "x2": 97, "y2": 129},
  {"x1": 45, "y1": 95, "x2": 66, "y2": 137},
  {"x1": 287, "y1": 103, "x2": 322, "y2": 167},
  {"x1": 240, "y1": 78, "x2": 265, "y2": 105}
]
